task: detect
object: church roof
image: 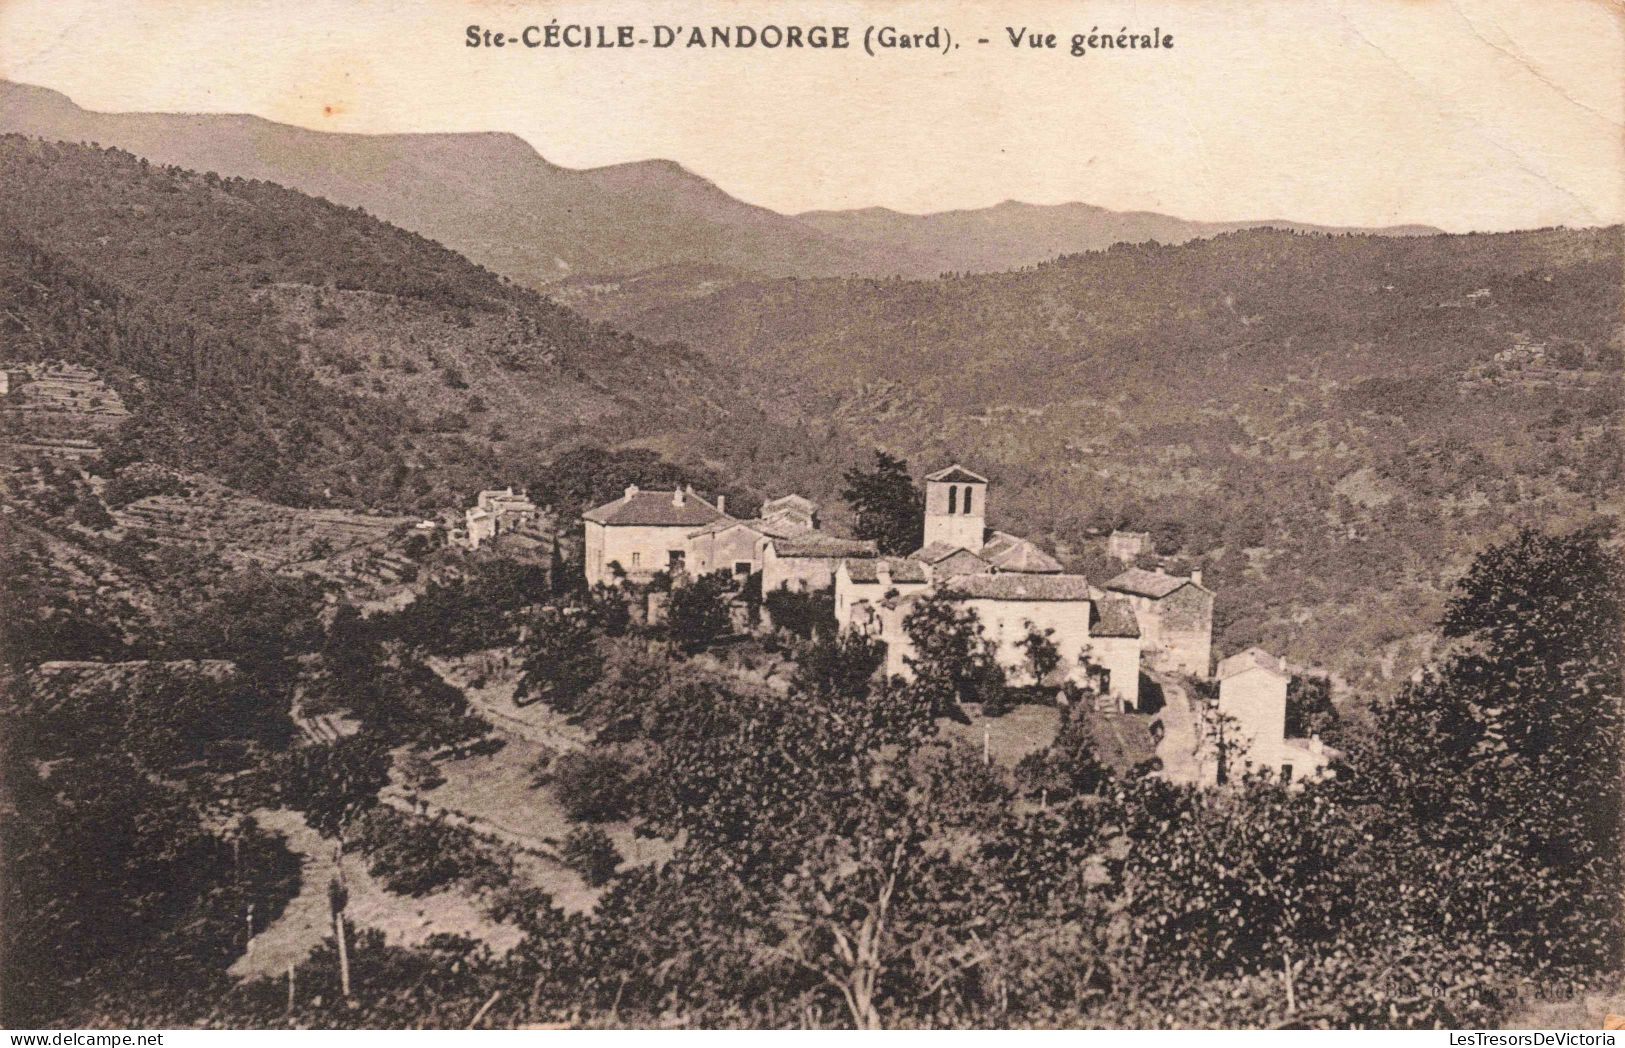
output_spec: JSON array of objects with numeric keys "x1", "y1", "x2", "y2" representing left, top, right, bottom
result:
[
  {"x1": 582, "y1": 489, "x2": 726, "y2": 527},
  {"x1": 843, "y1": 557, "x2": 929, "y2": 584},
  {"x1": 1091, "y1": 598, "x2": 1141, "y2": 638},
  {"x1": 981, "y1": 532, "x2": 1064, "y2": 574},
  {"x1": 1105, "y1": 567, "x2": 1206, "y2": 599},
  {"x1": 911, "y1": 540, "x2": 982, "y2": 564},
  {"x1": 1217, "y1": 647, "x2": 1289, "y2": 682},
  {"x1": 944, "y1": 573, "x2": 1092, "y2": 602},
  {"x1": 770, "y1": 534, "x2": 877, "y2": 558},
  {"x1": 925, "y1": 464, "x2": 989, "y2": 485}
]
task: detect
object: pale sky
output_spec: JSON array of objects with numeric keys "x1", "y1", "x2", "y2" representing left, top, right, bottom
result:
[{"x1": 1, "y1": 0, "x2": 1621, "y2": 230}]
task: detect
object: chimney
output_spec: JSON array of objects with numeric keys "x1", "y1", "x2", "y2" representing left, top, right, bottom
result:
[
  {"x1": 673, "y1": 488, "x2": 685, "y2": 507},
  {"x1": 875, "y1": 559, "x2": 892, "y2": 588},
  {"x1": 1190, "y1": 568, "x2": 1204, "y2": 588},
  {"x1": 1309, "y1": 734, "x2": 1324, "y2": 756},
  {"x1": 716, "y1": 495, "x2": 725, "y2": 516},
  {"x1": 624, "y1": 484, "x2": 639, "y2": 502}
]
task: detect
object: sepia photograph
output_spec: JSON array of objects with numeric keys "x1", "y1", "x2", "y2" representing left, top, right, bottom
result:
[{"x1": 0, "y1": 0, "x2": 1621, "y2": 1034}]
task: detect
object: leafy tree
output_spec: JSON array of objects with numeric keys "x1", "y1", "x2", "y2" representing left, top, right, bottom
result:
[
  {"x1": 1013, "y1": 707, "x2": 1111, "y2": 801},
  {"x1": 842, "y1": 451, "x2": 923, "y2": 555},
  {"x1": 281, "y1": 735, "x2": 393, "y2": 843},
  {"x1": 666, "y1": 571, "x2": 734, "y2": 652},
  {"x1": 792, "y1": 630, "x2": 885, "y2": 699},
  {"x1": 1285, "y1": 673, "x2": 1337, "y2": 739},
  {"x1": 548, "y1": 535, "x2": 572, "y2": 595},
  {"x1": 763, "y1": 586, "x2": 834, "y2": 640},
  {"x1": 514, "y1": 607, "x2": 603, "y2": 712},
  {"x1": 1338, "y1": 526, "x2": 1623, "y2": 972},
  {"x1": 1015, "y1": 622, "x2": 1061, "y2": 687},
  {"x1": 1196, "y1": 699, "x2": 1249, "y2": 785},
  {"x1": 902, "y1": 593, "x2": 1006, "y2": 714}
]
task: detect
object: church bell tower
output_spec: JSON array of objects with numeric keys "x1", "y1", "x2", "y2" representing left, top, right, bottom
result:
[{"x1": 923, "y1": 465, "x2": 988, "y2": 551}]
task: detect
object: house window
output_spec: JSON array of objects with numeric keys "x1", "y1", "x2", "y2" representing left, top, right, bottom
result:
[
  {"x1": 669, "y1": 550, "x2": 686, "y2": 572},
  {"x1": 631, "y1": 552, "x2": 641, "y2": 568},
  {"x1": 963, "y1": 486, "x2": 973, "y2": 514},
  {"x1": 948, "y1": 485, "x2": 957, "y2": 514},
  {"x1": 735, "y1": 561, "x2": 751, "y2": 576},
  {"x1": 1281, "y1": 764, "x2": 1294, "y2": 783}
]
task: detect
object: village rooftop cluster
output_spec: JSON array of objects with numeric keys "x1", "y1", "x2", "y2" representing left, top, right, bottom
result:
[{"x1": 551, "y1": 463, "x2": 1333, "y2": 785}]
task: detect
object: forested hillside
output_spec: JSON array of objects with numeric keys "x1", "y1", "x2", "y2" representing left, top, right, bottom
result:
[
  {"x1": 623, "y1": 228, "x2": 1624, "y2": 684},
  {"x1": 0, "y1": 137, "x2": 849, "y2": 510}
]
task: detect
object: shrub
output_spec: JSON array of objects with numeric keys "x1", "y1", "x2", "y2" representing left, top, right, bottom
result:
[
  {"x1": 552, "y1": 751, "x2": 636, "y2": 822},
  {"x1": 560, "y1": 826, "x2": 622, "y2": 887}
]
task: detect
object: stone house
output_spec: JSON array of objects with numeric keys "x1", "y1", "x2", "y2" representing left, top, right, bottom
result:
[
  {"x1": 1208, "y1": 647, "x2": 1335, "y2": 786},
  {"x1": 760, "y1": 494, "x2": 819, "y2": 532},
  {"x1": 686, "y1": 517, "x2": 772, "y2": 579},
  {"x1": 582, "y1": 485, "x2": 726, "y2": 585},
  {"x1": 762, "y1": 532, "x2": 877, "y2": 592},
  {"x1": 1085, "y1": 597, "x2": 1144, "y2": 712},
  {"x1": 685, "y1": 497, "x2": 818, "y2": 579},
  {"x1": 1103, "y1": 567, "x2": 1214, "y2": 677},
  {"x1": 464, "y1": 487, "x2": 540, "y2": 549}
]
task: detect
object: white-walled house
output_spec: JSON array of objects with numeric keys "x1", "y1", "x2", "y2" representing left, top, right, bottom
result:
[
  {"x1": 834, "y1": 557, "x2": 931, "y2": 630},
  {"x1": 1209, "y1": 647, "x2": 1335, "y2": 786},
  {"x1": 582, "y1": 485, "x2": 726, "y2": 586}
]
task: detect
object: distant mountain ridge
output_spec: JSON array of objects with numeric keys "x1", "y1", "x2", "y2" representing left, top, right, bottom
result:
[{"x1": 0, "y1": 79, "x2": 1441, "y2": 293}]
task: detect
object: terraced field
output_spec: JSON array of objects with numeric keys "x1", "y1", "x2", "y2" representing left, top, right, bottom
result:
[
  {"x1": 113, "y1": 492, "x2": 413, "y2": 572},
  {"x1": 0, "y1": 361, "x2": 128, "y2": 459}
]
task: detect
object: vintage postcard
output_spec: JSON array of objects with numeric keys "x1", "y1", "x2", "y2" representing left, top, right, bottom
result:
[{"x1": 0, "y1": 0, "x2": 1621, "y2": 1034}]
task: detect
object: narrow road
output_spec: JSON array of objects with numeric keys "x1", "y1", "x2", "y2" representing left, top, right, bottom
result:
[{"x1": 1152, "y1": 673, "x2": 1205, "y2": 784}]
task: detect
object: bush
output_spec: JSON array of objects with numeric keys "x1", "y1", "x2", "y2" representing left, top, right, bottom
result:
[
  {"x1": 552, "y1": 750, "x2": 636, "y2": 822},
  {"x1": 560, "y1": 826, "x2": 622, "y2": 887},
  {"x1": 352, "y1": 808, "x2": 505, "y2": 897}
]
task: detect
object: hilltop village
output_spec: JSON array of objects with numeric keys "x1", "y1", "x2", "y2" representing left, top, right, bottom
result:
[{"x1": 567, "y1": 463, "x2": 1334, "y2": 785}]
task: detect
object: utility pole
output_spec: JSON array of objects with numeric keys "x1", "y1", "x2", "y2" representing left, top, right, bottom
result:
[
  {"x1": 328, "y1": 877, "x2": 352, "y2": 1000},
  {"x1": 287, "y1": 963, "x2": 296, "y2": 1014}
]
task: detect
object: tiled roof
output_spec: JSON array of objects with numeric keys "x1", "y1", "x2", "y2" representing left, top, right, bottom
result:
[
  {"x1": 911, "y1": 540, "x2": 981, "y2": 564},
  {"x1": 771, "y1": 534, "x2": 877, "y2": 558},
  {"x1": 1217, "y1": 647, "x2": 1289, "y2": 682},
  {"x1": 982, "y1": 533, "x2": 1063, "y2": 574},
  {"x1": 1105, "y1": 567, "x2": 1204, "y2": 600},
  {"x1": 944, "y1": 573, "x2": 1092, "y2": 602},
  {"x1": 688, "y1": 516, "x2": 758, "y2": 538},
  {"x1": 582, "y1": 489, "x2": 726, "y2": 527},
  {"x1": 925, "y1": 464, "x2": 989, "y2": 484},
  {"x1": 1091, "y1": 598, "x2": 1141, "y2": 638},
  {"x1": 843, "y1": 557, "x2": 929, "y2": 584}
]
